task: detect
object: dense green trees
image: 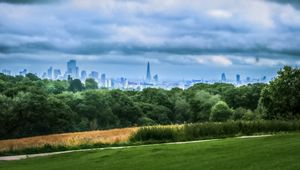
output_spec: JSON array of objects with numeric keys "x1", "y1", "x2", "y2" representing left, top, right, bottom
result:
[
  {"x1": 0, "y1": 95, "x2": 13, "y2": 138},
  {"x1": 69, "y1": 79, "x2": 84, "y2": 92},
  {"x1": 260, "y1": 66, "x2": 300, "y2": 119},
  {"x1": 0, "y1": 66, "x2": 299, "y2": 139},
  {"x1": 85, "y1": 78, "x2": 98, "y2": 90},
  {"x1": 189, "y1": 91, "x2": 220, "y2": 122}
]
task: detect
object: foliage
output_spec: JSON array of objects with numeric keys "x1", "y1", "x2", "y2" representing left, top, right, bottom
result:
[
  {"x1": 210, "y1": 101, "x2": 233, "y2": 122},
  {"x1": 232, "y1": 107, "x2": 247, "y2": 120},
  {"x1": 130, "y1": 121, "x2": 300, "y2": 142},
  {"x1": 260, "y1": 66, "x2": 300, "y2": 119},
  {"x1": 223, "y1": 83, "x2": 266, "y2": 110},
  {"x1": 69, "y1": 79, "x2": 84, "y2": 92},
  {"x1": 85, "y1": 78, "x2": 98, "y2": 90},
  {"x1": 0, "y1": 66, "x2": 299, "y2": 139},
  {"x1": 189, "y1": 90, "x2": 220, "y2": 122},
  {"x1": 130, "y1": 126, "x2": 181, "y2": 142}
]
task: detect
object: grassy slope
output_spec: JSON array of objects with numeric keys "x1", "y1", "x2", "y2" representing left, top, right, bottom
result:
[{"x1": 1, "y1": 133, "x2": 300, "y2": 170}]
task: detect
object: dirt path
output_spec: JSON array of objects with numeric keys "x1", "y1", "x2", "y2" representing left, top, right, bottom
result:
[{"x1": 0, "y1": 134, "x2": 272, "y2": 161}]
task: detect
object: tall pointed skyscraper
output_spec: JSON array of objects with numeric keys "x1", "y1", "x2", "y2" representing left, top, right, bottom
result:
[{"x1": 146, "y1": 62, "x2": 151, "y2": 82}]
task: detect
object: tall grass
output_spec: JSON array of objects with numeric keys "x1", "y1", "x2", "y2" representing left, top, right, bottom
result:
[
  {"x1": 129, "y1": 126, "x2": 182, "y2": 143},
  {"x1": 0, "y1": 127, "x2": 138, "y2": 153},
  {"x1": 130, "y1": 121, "x2": 300, "y2": 142}
]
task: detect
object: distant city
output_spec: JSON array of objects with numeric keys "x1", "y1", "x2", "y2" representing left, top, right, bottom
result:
[{"x1": 0, "y1": 60, "x2": 269, "y2": 90}]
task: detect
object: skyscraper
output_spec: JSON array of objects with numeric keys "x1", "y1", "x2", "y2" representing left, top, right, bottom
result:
[
  {"x1": 67, "y1": 60, "x2": 78, "y2": 78},
  {"x1": 81, "y1": 70, "x2": 87, "y2": 80},
  {"x1": 89, "y1": 71, "x2": 99, "y2": 80},
  {"x1": 47, "y1": 66, "x2": 53, "y2": 79},
  {"x1": 146, "y1": 62, "x2": 151, "y2": 82},
  {"x1": 221, "y1": 73, "x2": 226, "y2": 82},
  {"x1": 42, "y1": 72, "x2": 47, "y2": 79},
  {"x1": 236, "y1": 74, "x2": 241, "y2": 83},
  {"x1": 53, "y1": 69, "x2": 61, "y2": 80},
  {"x1": 246, "y1": 77, "x2": 251, "y2": 82},
  {"x1": 101, "y1": 73, "x2": 106, "y2": 84},
  {"x1": 153, "y1": 74, "x2": 159, "y2": 82}
]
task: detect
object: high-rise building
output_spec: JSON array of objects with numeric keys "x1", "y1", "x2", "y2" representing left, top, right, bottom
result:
[
  {"x1": 120, "y1": 77, "x2": 127, "y2": 88},
  {"x1": 111, "y1": 78, "x2": 115, "y2": 88},
  {"x1": 146, "y1": 62, "x2": 151, "y2": 82},
  {"x1": 53, "y1": 69, "x2": 61, "y2": 80},
  {"x1": 67, "y1": 60, "x2": 79, "y2": 78},
  {"x1": 221, "y1": 73, "x2": 226, "y2": 82},
  {"x1": 236, "y1": 74, "x2": 241, "y2": 83},
  {"x1": 75, "y1": 67, "x2": 79, "y2": 78},
  {"x1": 42, "y1": 72, "x2": 47, "y2": 79},
  {"x1": 106, "y1": 79, "x2": 112, "y2": 88},
  {"x1": 81, "y1": 70, "x2": 87, "y2": 80},
  {"x1": 101, "y1": 74, "x2": 106, "y2": 82},
  {"x1": 246, "y1": 77, "x2": 251, "y2": 82},
  {"x1": 89, "y1": 71, "x2": 99, "y2": 80},
  {"x1": 47, "y1": 66, "x2": 53, "y2": 79},
  {"x1": 153, "y1": 74, "x2": 159, "y2": 82}
]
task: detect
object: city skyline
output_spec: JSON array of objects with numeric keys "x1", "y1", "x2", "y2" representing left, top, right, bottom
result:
[
  {"x1": 1, "y1": 59, "x2": 268, "y2": 82},
  {"x1": 1, "y1": 59, "x2": 269, "y2": 91}
]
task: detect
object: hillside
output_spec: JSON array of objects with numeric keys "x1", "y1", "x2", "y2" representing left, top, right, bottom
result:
[{"x1": 1, "y1": 133, "x2": 300, "y2": 170}]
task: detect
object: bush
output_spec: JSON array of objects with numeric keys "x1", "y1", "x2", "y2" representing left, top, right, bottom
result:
[
  {"x1": 130, "y1": 126, "x2": 181, "y2": 142},
  {"x1": 232, "y1": 107, "x2": 247, "y2": 120},
  {"x1": 130, "y1": 121, "x2": 300, "y2": 143},
  {"x1": 242, "y1": 110, "x2": 258, "y2": 121},
  {"x1": 210, "y1": 101, "x2": 233, "y2": 122},
  {"x1": 183, "y1": 122, "x2": 239, "y2": 140}
]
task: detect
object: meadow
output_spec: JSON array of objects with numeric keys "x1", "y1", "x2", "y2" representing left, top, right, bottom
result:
[
  {"x1": 0, "y1": 127, "x2": 137, "y2": 153},
  {"x1": 1, "y1": 133, "x2": 300, "y2": 170},
  {"x1": 1, "y1": 121, "x2": 300, "y2": 156}
]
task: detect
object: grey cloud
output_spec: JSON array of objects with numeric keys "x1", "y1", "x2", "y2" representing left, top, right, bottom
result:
[
  {"x1": 0, "y1": 0, "x2": 61, "y2": 4},
  {"x1": 0, "y1": 0, "x2": 300, "y2": 78},
  {"x1": 267, "y1": 0, "x2": 300, "y2": 9}
]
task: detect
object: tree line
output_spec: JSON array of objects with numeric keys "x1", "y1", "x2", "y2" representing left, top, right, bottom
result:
[{"x1": 0, "y1": 66, "x2": 299, "y2": 139}]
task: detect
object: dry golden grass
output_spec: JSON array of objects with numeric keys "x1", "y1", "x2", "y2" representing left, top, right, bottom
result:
[{"x1": 0, "y1": 127, "x2": 138, "y2": 152}]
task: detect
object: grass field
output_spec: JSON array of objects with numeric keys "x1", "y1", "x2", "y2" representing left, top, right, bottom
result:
[
  {"x1": 0, "y1": 127, "x2": 138, "y2": 152},
  {"x1": 1, "y1": 133, "x2": 300, "y2": 170}
]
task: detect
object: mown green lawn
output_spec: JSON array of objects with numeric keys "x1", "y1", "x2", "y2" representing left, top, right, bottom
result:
[{"x1": 1, "y1": 133, "x2": 300, "y2": 170}]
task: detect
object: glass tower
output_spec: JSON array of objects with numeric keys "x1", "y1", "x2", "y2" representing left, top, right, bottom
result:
[{"x1": 146, "y1": 62, "x2": 151, "y2": 82}]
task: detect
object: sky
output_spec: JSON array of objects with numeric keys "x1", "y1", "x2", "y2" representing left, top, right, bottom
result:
[{"x1": 0, "y1": 0, "x2": 300, "y2": 80}]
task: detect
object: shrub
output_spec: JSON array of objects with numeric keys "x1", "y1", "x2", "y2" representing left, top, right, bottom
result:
[
  {"x1": 130, "y1": 121, "x2": 300, "y2": 143},
  {"x1": 129, "y1": 126, "x2": 181, "y2": 142},
  {"x1": 210, "y1": 101, "x2": 233, "y2": 122},
  {"x1": 232, "y1": 107, "x2": 247, "y2": 120},
  {"x1": 242, "y1": 110, "x2": 257, "y2": 121}
]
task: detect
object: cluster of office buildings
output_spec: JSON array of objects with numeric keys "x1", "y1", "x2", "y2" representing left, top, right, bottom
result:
[{"x1": 0, "y1": 60, "x2": 268, "y2": 90}]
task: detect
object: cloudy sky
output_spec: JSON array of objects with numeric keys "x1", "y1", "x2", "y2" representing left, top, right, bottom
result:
[{"x1": 0, "y1": 0, "x2": 300, "y2": 80}]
